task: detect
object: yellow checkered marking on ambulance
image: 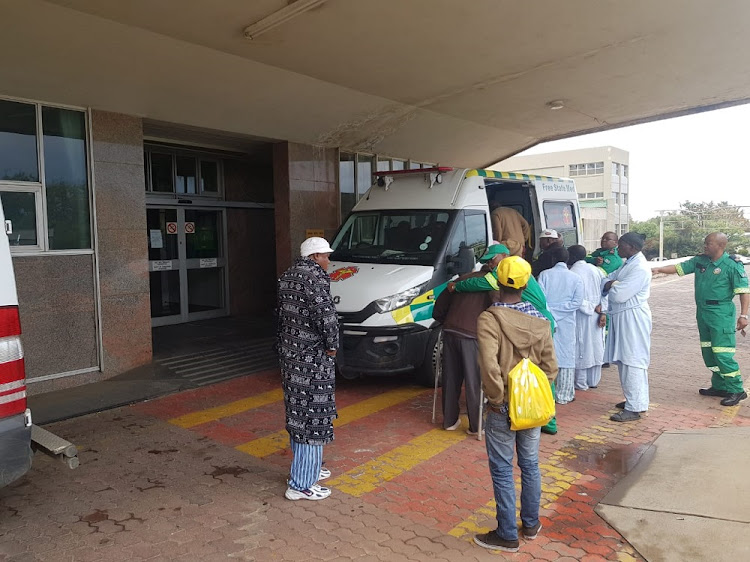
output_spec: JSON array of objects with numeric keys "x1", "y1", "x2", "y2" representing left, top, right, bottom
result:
[
  {"x1": 466, "y1": 169, "x2": 560, "y2": 182},
  {"x1": 326, "y1": 428, "x2": 466, "y2": 497},
  {"x1": 390, "y1": 287, "x2": 438, "y2": 324}
]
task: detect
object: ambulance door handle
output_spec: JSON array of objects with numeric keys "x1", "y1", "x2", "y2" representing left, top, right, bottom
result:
[{"x1": 4, "y1": 220, "x2": 11, "y2": 235}]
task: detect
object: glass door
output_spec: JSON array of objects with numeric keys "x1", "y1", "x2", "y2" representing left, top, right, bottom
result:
[{"x1": 147, "y1": 206, "x2": 228, "y2": 327}]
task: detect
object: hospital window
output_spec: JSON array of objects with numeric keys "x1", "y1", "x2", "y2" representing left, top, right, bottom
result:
[
  {"x1": 0, "y1": 97, "x2": 92, "y2": 252},
  {"x1": 144, "y1": 146, "x2": 222, "y2": 197},
  {"x1": 569, "y1": 161, "x2": 604, "y2": 177}
]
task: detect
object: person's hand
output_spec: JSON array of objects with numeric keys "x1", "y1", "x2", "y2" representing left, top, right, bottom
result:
[
  {"x1": 598, "y1": 313, "x2": 607, "y2": 328},
  {"x1": 447, "y1": 282, "x2": 456, "y2": 293},
  {"x1": 595, "y1": 257, "x2": 604, "y2": 266},
  {"x1": 738, "y1": 315, "x2": 749, "y2": 335},
  {"x1": 326, "y1": 349, "x2": 337, "y2": 357},
  {"x1": 594, "y1": 305, "x2": 602, "y2": 314}
]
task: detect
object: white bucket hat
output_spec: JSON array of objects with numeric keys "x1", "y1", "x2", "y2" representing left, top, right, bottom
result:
[{"x1": 300, "y1": 236, "x2": 334, "y2": 257}]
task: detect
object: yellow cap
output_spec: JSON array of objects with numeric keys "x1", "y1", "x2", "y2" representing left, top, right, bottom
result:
[{"x1": 495, "y1": 256, "x2": 531, "y2": 288}]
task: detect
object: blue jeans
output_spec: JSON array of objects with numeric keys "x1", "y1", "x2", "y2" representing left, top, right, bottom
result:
[{"x1": 484, "y1": 406, "x2": 542, "y2": 541}]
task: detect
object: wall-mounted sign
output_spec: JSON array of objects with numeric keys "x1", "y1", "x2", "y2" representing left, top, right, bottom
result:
[
  {"x1": 149, "y1": 229, "x2": 163, "y2": 249},
  {"x1": 306, "y1": 229, "x2": 325, "y2": 238},
  {"x1": 152, "y1": 260, "x2": 172, "y2": 271},
  {"x1": 166, "y1": 222, "x2": 178, "y2": 235},
  {"x1": 199, "y1": 258, "x2": 217, "y2": 268},
  {"x1": 185, "y1": 222, "x2": 196, "y2": 234}
]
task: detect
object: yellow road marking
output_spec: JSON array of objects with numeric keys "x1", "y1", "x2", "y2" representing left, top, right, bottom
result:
[
  {"x1": 169, "y1": 389, "x2": 284, "y2": 429},
  {"x1": 235, "y1": 386, "x2": 428, "y2": 458},
  {"x1": 326, "y1": 428, "x2": 466, "y2": 497}
]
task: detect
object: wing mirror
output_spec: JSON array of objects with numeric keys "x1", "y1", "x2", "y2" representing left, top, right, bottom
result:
[{"x1": 447, "y1": 246, "x2": 476, "y2": 275}]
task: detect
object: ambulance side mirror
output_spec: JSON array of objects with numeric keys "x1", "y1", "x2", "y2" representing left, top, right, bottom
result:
[{"x1": 447, "y1": 246, "x2": 475, "y2": 275}]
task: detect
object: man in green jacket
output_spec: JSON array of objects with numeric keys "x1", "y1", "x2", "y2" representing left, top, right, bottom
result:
[
  {"x1": 586, "y1": 231, "x2": 623, "y2": 276},
  {"x1": 447, "y1": 244, "x2": 559, "y2": 434}
]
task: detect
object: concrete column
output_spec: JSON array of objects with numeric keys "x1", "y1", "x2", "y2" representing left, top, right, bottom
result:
[{"x1": 273, "y1": 142, "x2": 339, "y2": 275}]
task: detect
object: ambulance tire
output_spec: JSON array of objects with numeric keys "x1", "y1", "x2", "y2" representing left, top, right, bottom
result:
[{"x1": 415, "y1": 327, "x2": 443, "y2": 388}]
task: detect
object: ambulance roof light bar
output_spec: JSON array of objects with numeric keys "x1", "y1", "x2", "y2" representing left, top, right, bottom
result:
[
  {"x1": 374, "y1": 167, "x2": 453, "y2": 189},
  {"x1": 372, "y1": 166, "x2": 454, "y2": 177}
]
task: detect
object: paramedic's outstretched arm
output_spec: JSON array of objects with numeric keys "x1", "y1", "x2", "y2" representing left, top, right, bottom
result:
[
  {"x1": 453, "y1": 274, "x2": 495, "y2": 293},
  {"x1": 653, "y1": 265, "x2": 678, "y2": 275},
  {"x1": 477, "y1": 311, "x2": 505, "y2": 405}
]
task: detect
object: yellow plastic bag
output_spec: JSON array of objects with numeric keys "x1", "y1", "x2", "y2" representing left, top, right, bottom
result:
[{"x1": 508, "y1": 358, "x2": 555, "y2": 431}]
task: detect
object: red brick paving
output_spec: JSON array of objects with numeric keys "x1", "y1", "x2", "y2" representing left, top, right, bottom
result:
[{"x1": 1, "y1": 273, "x2": 748, "y2": 560}]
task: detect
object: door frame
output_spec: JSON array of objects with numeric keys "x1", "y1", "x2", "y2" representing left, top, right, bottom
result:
[{"x1": 147, "y1": 203, "x2": 230, "y2": 327}]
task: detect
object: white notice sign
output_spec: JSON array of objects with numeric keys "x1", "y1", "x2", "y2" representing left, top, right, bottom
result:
[
  {"x1": 152, "y1": 260, "x2": 172, "y2": 271},
  {"x1": 149, "y1": 229, "x2": 163, "y2": 249},
  {"x1": 199, "y1": 258, "x2": 217, "y2": 268}
]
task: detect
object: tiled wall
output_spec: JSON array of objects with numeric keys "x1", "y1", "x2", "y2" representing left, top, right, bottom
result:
[
  {"x1": 90, "y1": 111, "x2": 152, "y2": 376},
  {"x1": 273, "y1": 142, "x2": 339, "y2": 274},
  {"x1": 16, "y1": 255, "x2": 98, "y2": 386}
]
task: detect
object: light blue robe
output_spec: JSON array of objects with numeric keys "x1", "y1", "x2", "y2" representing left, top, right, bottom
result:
[
  {"x1": 538, "y1": 262, "x2": 584, "y2": 369},
  {"x1": 603, "y1": 252, "x2": 652, "y2": 369},
  {"x1": 570, "y1": 260, "x2": 607, "y2": 370}
]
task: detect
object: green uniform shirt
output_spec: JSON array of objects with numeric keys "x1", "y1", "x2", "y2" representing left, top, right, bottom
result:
[
  {"x1": 586, "y1": 247, "x2": 623, "y2": 276},
  {"x1": 454, "y1": 271, "x2": 556, "y2": 332},
  {"x1": 675, "y1": 252, "x2": 749, "y2": 308}
]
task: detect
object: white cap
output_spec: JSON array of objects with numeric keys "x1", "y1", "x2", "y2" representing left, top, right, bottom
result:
[
  {"x1": 540, "y1": 229, "x2": 559, "y2": 239},
  {"x1": 301, "y1": 236, "x2": 334, "y2": 257}
]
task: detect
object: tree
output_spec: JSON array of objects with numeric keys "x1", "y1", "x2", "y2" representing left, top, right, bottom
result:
[{"x1": 631, "y1": 202, "x2": 750, "y2": 259}]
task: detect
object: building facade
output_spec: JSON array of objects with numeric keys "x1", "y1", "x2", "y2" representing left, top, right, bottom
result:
[
  {"x1": 494, "y1": 147, "x2": 630, "y2": 252},
  {"x1": 0, "y1": 94, "x2": 436, "y2": 395}
]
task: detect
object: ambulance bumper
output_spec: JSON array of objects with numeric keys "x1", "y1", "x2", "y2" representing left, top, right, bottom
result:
[
  {"x1": 336, "y1": 324, "x2": 432, "y2": 377},
  {"x1": 0, "y1": 412, "x2": 33, "y2": 487}
]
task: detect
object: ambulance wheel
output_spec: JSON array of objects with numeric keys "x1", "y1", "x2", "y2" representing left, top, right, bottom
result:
[{"x1": 415, "y1": 327, "x2": 442, "y2": 387}]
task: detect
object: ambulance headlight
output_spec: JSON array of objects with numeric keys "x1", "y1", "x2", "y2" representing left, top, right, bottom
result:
[{"x1": 374, "y1": 283, "x2": 427, "y2": 313}]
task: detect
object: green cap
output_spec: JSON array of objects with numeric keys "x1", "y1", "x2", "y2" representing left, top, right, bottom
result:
[{"x1": 479, "y1": 244, "x2": 510, "y2": 263}]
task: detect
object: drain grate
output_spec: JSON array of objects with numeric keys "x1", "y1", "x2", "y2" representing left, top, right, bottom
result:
[{"x1": 157, "y1": 338, "x2": 277, "y2": 386}]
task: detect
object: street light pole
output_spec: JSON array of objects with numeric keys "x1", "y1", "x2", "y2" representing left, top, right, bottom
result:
[{"x1": 659, "y1": 212, "x2": 664, "y2": 261}]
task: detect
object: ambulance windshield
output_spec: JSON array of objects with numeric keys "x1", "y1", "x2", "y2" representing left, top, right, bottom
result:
[{"x1": 331, "y1": 210, "x2": 452, "y2": 266}]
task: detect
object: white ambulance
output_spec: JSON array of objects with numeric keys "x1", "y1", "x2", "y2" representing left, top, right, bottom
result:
[
  {"x1": 0, "y1": 202, "x2": 33, "y2": 486},
  {"x1": 329, "y1": 167, "x2": 581, "y2": 385}
]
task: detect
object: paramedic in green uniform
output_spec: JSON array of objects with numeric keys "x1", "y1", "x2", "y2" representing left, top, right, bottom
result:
[
  {"x1": 586, "y1": 232, "x2": 623, "y2": 275},
  {"x1": 654, "y1": 232, "x2": 750, "y2": 406},
  {"x1": 447, "y1": 245, "x2": 559, "y2": 434}
]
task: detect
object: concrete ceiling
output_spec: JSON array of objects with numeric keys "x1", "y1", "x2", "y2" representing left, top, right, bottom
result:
[{"x1": 2, "y1": 0, "x2": 749, "y2": 166}]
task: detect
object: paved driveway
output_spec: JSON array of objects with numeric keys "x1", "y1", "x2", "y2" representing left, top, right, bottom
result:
[{"x1": 1, "y1": 273, "x2": 748, "y2": 561}]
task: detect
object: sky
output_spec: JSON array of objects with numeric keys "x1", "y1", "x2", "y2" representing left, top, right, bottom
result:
[{"x1": 520, "y1": 103, "x2": 750, "y2": 222}]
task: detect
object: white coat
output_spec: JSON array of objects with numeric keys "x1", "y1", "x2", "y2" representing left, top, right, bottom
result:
[
  {"x1": 570, "y1": 260, "x2": 607, "y2": 369},
  {"x1": 538, "y1": 262, "x2": 584, "y2": 369},
  {"x1": 603, "y1": 252, "x2": 652, "y2": 369}
]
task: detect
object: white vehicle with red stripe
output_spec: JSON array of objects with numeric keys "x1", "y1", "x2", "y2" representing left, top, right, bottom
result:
[{"x1": 0, "y1": 204, "x2": 33, "y2": 487}]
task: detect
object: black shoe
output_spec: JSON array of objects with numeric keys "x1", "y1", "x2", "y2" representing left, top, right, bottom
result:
[
  {"x1": 610, "y1": 410, "x2": 641, "y2": 422},
  {"x1": 699, "y1": 387, "x2": 729, "y2": 397},
  {"x1": 615, "y1": 401, "x2": 626, "y2": 409},
  {"x1": 602, "y1": 363, "x2": 610, "y2": 368},
  {"x1": 474, "y1": 531, "x2": 519, "y2": 552},
  {"x1": 521, "y1": 522, "x2": 542, "y2": 540},
  {"x1": 720, "y1": 391, "x2": 747, "y2": 407}
]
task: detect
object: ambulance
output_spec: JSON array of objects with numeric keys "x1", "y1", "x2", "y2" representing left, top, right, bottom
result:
[
  {"x1": 329, "y1": 167, "x2": 581, "y2": 385},
  {"x1": 0, "y1": 201, "x2": 33, "y2": 486}
]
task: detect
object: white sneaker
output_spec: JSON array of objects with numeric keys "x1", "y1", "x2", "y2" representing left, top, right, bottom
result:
[
  {"x1": 319, "y1": 467, "x2": 331, "y2": 480},
  {"x1": 284, "y1": 486, "x2": 331, "y2": 501}
]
